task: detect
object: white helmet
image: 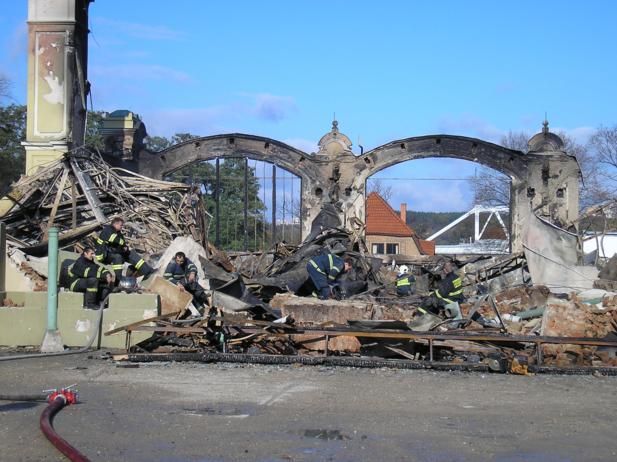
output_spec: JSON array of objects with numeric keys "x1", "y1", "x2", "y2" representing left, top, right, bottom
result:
[{"x1": 399, "y1": 265, "x2": 409, "y2": 274}]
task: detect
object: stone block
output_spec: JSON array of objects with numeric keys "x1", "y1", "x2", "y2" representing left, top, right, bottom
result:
[{"x1": 271, "y1": 293, "x2": 383, "y2": 353}]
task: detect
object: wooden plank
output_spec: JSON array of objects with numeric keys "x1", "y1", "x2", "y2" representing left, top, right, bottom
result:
[
  {"x1": 147, "y1": 276, "x2": 194, "y2": 317},
  {"x1": 70, "y1": 158, "x2": 107, "y2": 223},
  {"x1": 46, "y1": 167, "x2": 70, "y2": 232},
  {"x1": 385, "y1": 345, "x2": 417, "y2": 360},
  {"x1": 70, "y1": 175, "x2": 77, "y2": 229},
  {"x1": 104, "y1": 311, "x2": 181, "y2": 336},
  {"x1": 124, "y1": 326, "x2": 205, "y2": 333}
]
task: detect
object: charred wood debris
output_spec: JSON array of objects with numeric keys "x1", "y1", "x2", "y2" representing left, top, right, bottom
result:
[{"x1": 2, "y1": 152, "x2": 617, "y2": 375}]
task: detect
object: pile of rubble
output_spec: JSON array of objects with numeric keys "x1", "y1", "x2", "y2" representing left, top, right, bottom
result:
[
  {"x1": 1, "y1": 149, "x2": 208, "y2": 256},
  {"x1": 100, "y1": 225, "x2": 617, "y2": 373},
  {"x1": 2, "y1": 153, "x2": 617, "y2": 374}
]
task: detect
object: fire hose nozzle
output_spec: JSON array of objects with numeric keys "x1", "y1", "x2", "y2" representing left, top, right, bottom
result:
[{"x1": 44, "y1": 384, "x2": 79, "y2": 405}]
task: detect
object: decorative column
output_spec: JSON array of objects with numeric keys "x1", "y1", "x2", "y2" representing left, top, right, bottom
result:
[
  {"x1": 23, "y1": 0, "x2": 91, "y2": 175},
  {"x1": 525, "y1": 121, "x2": 580, "y2": 227}
]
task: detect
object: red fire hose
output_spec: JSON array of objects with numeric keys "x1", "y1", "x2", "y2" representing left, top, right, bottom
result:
[{"x1": 39, "y1": 387, "x2": 91, "y2": 462}]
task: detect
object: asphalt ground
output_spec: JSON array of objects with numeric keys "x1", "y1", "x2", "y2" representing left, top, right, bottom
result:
[{"x1": 1, "y1": 352, "x2": 616, "y2": 461}]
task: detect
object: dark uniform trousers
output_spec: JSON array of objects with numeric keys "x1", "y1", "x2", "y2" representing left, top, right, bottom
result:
[
  {"x1": 66, "y1": 256, "x2": 112, "y2": 308},
  {"x1": 396, "y1": 274, "x2": 415, "y2": 296},
  {"x1": 163, "y1": 258, "x2": 207, "y2": 306},
  {"x1": 306, "y1": 253, "x2": 345, "y2": 300},
  {"x1": 421, "y1": 272, "x2": 465, "y2": 316},
  {"x1": 95, "y1": 225, "x2": 153, "y2": 283}
]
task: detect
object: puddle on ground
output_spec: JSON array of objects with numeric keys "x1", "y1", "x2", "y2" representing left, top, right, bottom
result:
[
  {"x1": 496, "y1": 453, "x2": 574, "y2": 462},
  {"x1": 179, "y1": 405, "x2": 255, "y2": 418},
  {"x1": 302, "y1": 429, "x2": 352, "y2": 440},
  {"x1": 0, "y1": 402, "x2": 40, "y2": 412}
]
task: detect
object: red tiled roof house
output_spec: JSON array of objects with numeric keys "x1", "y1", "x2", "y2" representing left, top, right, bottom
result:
[{"x1": 365, "y1": 192, "x2": 434, "y2": 256}]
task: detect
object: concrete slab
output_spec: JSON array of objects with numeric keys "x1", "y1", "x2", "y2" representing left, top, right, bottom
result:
[{"x1": 0, "y1": 291, "x2": 160, "y2": 349}]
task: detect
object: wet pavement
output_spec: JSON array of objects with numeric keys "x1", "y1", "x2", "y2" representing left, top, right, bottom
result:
[{"x1": 1, "y1": 352, "x2": 616, "y2": 461}]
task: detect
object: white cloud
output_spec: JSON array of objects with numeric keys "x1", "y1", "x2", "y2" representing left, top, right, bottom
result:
[
  {"x1": 251, "y1": 93, "x2": 297, "y2": 122},
  {"x1": 91, "y1": 17, "x2": 185, "y2": 41},
  {"x1": 90, "y1": 63, "x2": 192, "y2": 83},
  {"x1": 282, "y1": 138, "x2": 317, "y2": 154},
  {"x1": 142, "y1": 105, "x2": 241, "y2": 138},
  {"x1": 436, "y1": 114, "x2": 505, "y2": 143},
  {"x1": 553, "y1": 125, "x2": 596, "y2": 145}
]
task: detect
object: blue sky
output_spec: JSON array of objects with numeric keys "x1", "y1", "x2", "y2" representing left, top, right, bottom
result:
[{"x1": 2, "y1": 1, "x2": 616, "y2": 212}]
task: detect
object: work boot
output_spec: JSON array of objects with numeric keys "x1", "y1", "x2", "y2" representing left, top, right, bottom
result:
[{"x1": 84, "y1": 287, "x2": 98, "y2": 309}]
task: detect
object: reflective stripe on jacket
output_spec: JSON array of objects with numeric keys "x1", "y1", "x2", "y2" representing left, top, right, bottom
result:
[
  {"x1": 164, "y1": 258, "x2": 198, "y2": 282},
  {"x1": 435, "y1": 271, "x2": 464, "y2": 303},
  {"x1": 68, "y1": 255, "x2": 110, "y2": 290},
  {"x1": 308, "y1": 253, "x2": 344, "y2": 282},
  {"x1": 396, "y1": 275, "x2": 413, "y2": 287},
  {"x1": 96, "y1": 225, "x2": 126, "y2": 251}
]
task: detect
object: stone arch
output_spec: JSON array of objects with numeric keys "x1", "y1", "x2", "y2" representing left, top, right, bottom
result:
[
  {"x1": 349, "y1": 134, "x2": 579, "y2": 252},
  {"x1": 359, "y1": 135, "x2": 527, "y2": 181},
  {"x1": 130, "y1": 126, "x2": 579, "y2": 252},
  {"x1": 138, "y1": 133, "x2": 320, "y2": 183}
]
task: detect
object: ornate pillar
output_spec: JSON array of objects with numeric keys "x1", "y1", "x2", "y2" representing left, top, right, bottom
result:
[
  {"x1": 300, "y1": 120, "x2": 368, "y2": 238},
  {"x1": 23, "y1": 0, "x2": 91, "y2": 175},
  {"x1": 525, "y1": 121, "x2": 580, "y2": 228}
]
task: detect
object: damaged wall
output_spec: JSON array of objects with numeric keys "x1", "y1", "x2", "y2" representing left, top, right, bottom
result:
[{"x1": 134, "y1": 121, "x2": 579, "y2": 253}]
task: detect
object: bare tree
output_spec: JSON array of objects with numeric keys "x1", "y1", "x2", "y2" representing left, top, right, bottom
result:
[
  {"x1": 501, "y1": 130, "x2": 530, "y2": 153},
  {"x1": 367, "y1": 178, "x2": 393, "y2": 202},
  {"x1": 0, "y1": 74, "x2": 10, "y2": 101},
  {"x1": 586, "y1": 125, "x2": 617, "y2": 205},
  {"x1": 469, "y1": 132, "x2": 524, "y2": 206},
  {"x1": 471, "y1": 168, "x2": 511, "y2": 207},
  {"x1": 589, "y1": 125, "x2": 617, "y2": 177}
]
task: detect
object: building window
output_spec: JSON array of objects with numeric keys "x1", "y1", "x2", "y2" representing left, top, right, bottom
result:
[
  {"x1": 386, "y1": 243, "x2": 399, "y2": 255},
  {"x1": 372, "y1": 243, "x2": 384, "y2": 254}
]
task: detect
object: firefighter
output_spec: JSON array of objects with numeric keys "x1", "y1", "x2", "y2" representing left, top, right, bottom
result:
[
  {"x1": 66, "y1": 247, "x2": 113, "y2": 309},
  {"x1": 163, "y1": 251, "x2": 207, "y2": 307},
  {"x1": 419, "y1": 259, "x2": 465, "y2": 318},
  {"x1": 395, "y1": 265, "x2": 415, "y2": 296},
  {"x1": 306, "y1": 253, "x2": 353, "y2": 300},
  {"x1": 414, "y1": 259, "x2": 496, "y2": 328},
  {"x1": 95, "y1": 217, "x2": 153, "y2": 284}
]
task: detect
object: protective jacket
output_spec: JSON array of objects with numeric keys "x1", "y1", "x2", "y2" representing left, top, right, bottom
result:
[
  {"x1": 306, "y1": 253, "x2": 346, "y2": 300},
  {"x1": 435, "y1": 271, "x2": 465, "y2": 304},
  {"x1": 308, "y1": 253, "x2": 345, "y2": 282},
  {"x1": 94, "y1": 224, "x2": 152, "y2": 281},
  {"x1": 67, "y1": 255, "x2": 110, "y2": 289},
  {"x1": 95, "y1": 225, "x2": 127, "y2": 259},
  {"x1": 396, "y1": 273, "x2": 415, "y2": 296},
  {"x1": 63, "y1": 255, "x2": 112, "y2": 308},
  {"x1": 164, "y1": 258, "x2": 198, "y2": 282}
]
